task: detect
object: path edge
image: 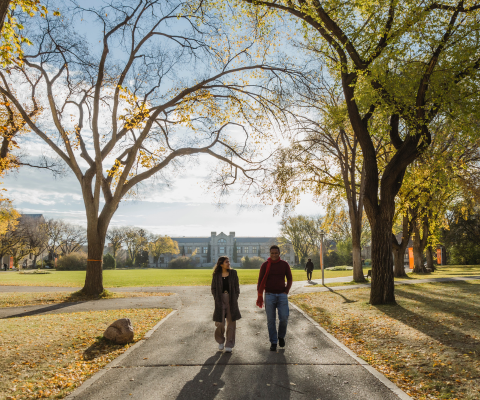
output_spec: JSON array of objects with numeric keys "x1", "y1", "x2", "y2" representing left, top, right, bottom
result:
[
  {"x1": 290, "y1": 303, "x2": 411, "y2": 400},
  {"x1": 65, "y1": 309, "x2": 178, "y2": 399}
]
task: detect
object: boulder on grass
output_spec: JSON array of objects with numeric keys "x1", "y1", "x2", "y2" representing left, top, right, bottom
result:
[{"x1": 104, "y1": 318, "x2": 134, "y2": 344}]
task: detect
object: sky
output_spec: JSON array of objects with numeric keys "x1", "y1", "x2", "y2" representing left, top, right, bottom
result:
[{"x1": 3, "y1": 154, "x2": 322, "y2": 238}]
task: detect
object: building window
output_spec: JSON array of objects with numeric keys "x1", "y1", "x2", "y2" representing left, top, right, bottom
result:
[
  {"x1": 243, "y1": 246, "x2": 249, "y2": 254},
  {"x1": 219, "y1": 246, "x2": 225, "y2": 254},
  {"x1": 160, "y1": 257, "x2": 164, "y2": 263},
  {"x1": 203, "y1": 247, "x2": 208, "y2": 254},
  {"x1": 237, "y1": 246, "x2": 241, "y2": 253},
  {"x1": 252, "y1": 246, "x2": 257, "y2": 254},
  {"x1": 195, "y1": 247, "x2": 200, "y2": 254},
  {"x1": 187, "y1": 247, "x2": 192, "y2": 254},
  {"x1": 218, "y1": 238, "x2": 226, "y2": 244}
]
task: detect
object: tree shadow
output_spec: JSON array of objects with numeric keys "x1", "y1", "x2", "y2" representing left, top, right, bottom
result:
[
  {"x1": 324, "y1": 286, "x2": 357, "y2": 304},
  {"x1": 83, "y1": 336, "x2": 127, "y2": 361},
  {"x1": 374, "y1": 290, "x2": 480, "y2": 351},
  {"x1": 1, "y1": 301, "x2": 84, "y2": 319}
]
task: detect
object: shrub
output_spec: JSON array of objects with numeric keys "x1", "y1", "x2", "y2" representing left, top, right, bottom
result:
[
  {"x1": 103, "y1": 253, "x2": 116, "y2": 269},
  {"x1": 364, "y1": 259, "x2": 372, "y2": 266},
  {"x1": 241, "y1": 256, "x2": 265, "y2": 269},
  {"x1": 168, "y1": 256, "x2": 195, "y2": 269},
  {"x1": 56, "y1": 252, "x2": 87, "y2": 271}
]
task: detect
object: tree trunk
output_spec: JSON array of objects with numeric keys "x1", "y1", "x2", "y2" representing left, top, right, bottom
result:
[
  {"x1": 83, "y1": 233, "x2": 105, "y2": 295},
  {"x1": 351, "y1": 220, "x2": 365, "y2": 282},
  {"x1": 0, "y1": 0, "x2": 10, "y2": 34},
  {"x1": 392, "y1": 245, "x2": 405, "y2": 277},
  {"x1": 412, "y1": 223, "x2": 425, "y2": 273},
  {"x1": 368, "y1": 210, "x2": 396, "y2": 305},
  {"x1": 426, "y1": 246, "x2": 435, "y2": 271},
  {"x1": 33, "y1": 254, "x2": 37, "y2": 269}
]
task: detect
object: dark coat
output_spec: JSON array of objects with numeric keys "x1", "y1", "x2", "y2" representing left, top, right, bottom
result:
[
  {"x1": 211, "y1": 269, "x2": 241, "y2": 322},
  {"x1": 305, "y1": 261, "x2": 314, "y2": 271}
]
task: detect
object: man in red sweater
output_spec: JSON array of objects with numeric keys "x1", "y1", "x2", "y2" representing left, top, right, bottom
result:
[{"x1": 257, "y1": 245, "x2": 293, "y2": 351}]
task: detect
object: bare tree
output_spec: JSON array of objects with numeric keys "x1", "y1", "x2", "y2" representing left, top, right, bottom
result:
[
  {"x1": 0, "y1": 0, "x2": 292, "y2": 294},
  {"x1": 58, "y1": 223, "x2": 87, "y2": 255},
  {"x1": 105, "y1": 226, "x2": 127, "y2": 269}
]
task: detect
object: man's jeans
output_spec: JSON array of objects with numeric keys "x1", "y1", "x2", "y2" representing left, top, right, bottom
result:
[{"x1": 264, "y1": 292, "x2": 289, "y2": 344}]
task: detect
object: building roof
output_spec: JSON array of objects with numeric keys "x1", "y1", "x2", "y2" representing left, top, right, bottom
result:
[
  {"x1": 19, "y1": 214, "x2": 44, "y2": 219},
  {"x1": 171, "y1": 237, "x2": 210, "y2": 243},
  {"x1": 233, "y1": 237, "x2": 277, "y2": 243}
]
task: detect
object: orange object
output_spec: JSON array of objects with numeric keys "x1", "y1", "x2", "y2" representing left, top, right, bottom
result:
[
  {"x1": 408, "y1": 248, "x2": 414, "y2": 269},
  {"x1": 9, "y1": 257, "x2": 13, "y2": 269},
  {"x1": 437, "y1": 248, "x2": 442, "y2": 265}
]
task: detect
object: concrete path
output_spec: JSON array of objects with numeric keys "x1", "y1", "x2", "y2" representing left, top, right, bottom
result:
[{"x1": 54, "y1": 284, "x2": 409, "y2": 400}]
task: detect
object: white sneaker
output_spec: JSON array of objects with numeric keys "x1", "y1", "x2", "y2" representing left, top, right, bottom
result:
[
  {"x1": 225, "y1": 347, "x2": 232, "y2": 353},
  {"x1": 218, "y1": 344, "x2": 224, "y2": 351}
]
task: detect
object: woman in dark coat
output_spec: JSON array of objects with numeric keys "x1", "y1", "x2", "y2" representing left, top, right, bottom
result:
[{"x1": 211, "y1": 256, "x2": 241, "y2": 352}]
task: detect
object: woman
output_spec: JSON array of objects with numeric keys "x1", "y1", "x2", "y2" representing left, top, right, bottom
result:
[{"x1": 211, "y1": 256, "x2": 241, "y2": 352}]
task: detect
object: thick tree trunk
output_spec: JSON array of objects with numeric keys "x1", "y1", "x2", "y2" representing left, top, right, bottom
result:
[
  {"x1": 83, "y1": 231, "x2": 105, "y2": 295},
  {"x1": 392, "y1": 239, "x2": 408, "y2": 278},
  {"x1": 369, "y1": 211, "x2": 395, "y2": 305}
]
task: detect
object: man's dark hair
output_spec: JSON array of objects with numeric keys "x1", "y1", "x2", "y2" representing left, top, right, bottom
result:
[
  {"x1": 270, "y1": 245, "x2": 280, "y2": 252},
  {"x1": 308, "y1": 258, "x2": 311, "y2": 261}
]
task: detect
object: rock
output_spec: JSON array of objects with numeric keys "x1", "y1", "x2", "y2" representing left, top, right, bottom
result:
[{"x1": 104, "y1": 318, "x2": 134, "y2": 344}]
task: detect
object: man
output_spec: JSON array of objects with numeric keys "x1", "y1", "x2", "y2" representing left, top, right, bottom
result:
[
  {"x1": 305, "y1": 258, "x2": 314, "y2": 281},
  {"x1": 256, "y1": 245, "x2": 293, "y2": 351}
]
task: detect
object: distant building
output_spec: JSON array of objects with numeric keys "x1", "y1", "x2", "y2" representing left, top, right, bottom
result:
[{"x1": 149, "y1": 231, "x2": 295, "y2": 268}]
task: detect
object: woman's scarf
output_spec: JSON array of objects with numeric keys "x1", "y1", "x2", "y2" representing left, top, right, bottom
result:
[{"x1": 256, "y1": 257, "x2": 281, "y2": 308}]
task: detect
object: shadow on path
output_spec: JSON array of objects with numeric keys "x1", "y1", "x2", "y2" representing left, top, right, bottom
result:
[{"x1": 175, "y1": 353, "x2": 230, "y2": 400}]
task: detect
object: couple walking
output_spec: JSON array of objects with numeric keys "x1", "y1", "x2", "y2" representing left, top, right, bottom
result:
[{"x1": 210, "y1": 245, "x2": 293, "y2": 352}]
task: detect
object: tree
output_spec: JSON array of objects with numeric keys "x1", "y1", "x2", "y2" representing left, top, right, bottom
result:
[
  {"x1": 22, "y1": 214, "x2": 47, "y2": 267},
  {"x1": 44, "y1": 218, "x2": 65, "y2": 260},
  {"x1": 245, "y1": 0, "x2": 480, "y2": 304},
  {"x1": 148, "y1": 235, "x2": 179, "y2": 268},
  {"x1": 279, "y1": 215, "x2": 319, "y2": 265},
  {"x1": 0, "y1": 1, "x2": 290, "y2": 294},
  {"x1": 267, "y1": 76, "x2": 370, "y2": 281},
  {"x1": 207, "y1": 243, "x2": 211, "y2": 263},
  {"x1": 232, "y1": 239, "x2": 238, "y2": 263},
  {"x1": 0, "y1": 197, "x2": 18, "y2": 235},
  {"x1": 58, "y1": 223, "x2": 87, "y2": 255},
  {"x1": 105, "y1": 227, "x2": 127, "y2": 269},
  {"x1": 124, "y1": 227, "x2": 149, "y2": 268}
]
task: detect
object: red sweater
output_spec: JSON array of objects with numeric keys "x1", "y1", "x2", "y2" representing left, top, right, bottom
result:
[{"x1": 257, "y1": 260, "x2": 293, "y2": 294}]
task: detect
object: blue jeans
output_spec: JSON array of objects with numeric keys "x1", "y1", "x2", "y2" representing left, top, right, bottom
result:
[{"x1": 264, "y1": 292, "x2": 289, "y2": 344}]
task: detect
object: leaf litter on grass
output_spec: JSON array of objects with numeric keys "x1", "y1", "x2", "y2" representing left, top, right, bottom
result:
[
  {"x1": 0, "y1": 308, "x2": 171, "y2": 399},
  {"x1": 291, "y1": 280, "x2": 480, "y2": 400}
]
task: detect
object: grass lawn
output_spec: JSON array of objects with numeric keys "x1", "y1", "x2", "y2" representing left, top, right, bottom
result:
[
  {"x1": 291, "y1": 280, "x2": 480, "y2": 400},
  {"x1": 0, "y1": 268, "x2": 368, "y2": 287},
  {"x1": 398, "y1": 265, "x2": 480, "y2": 280},
  {"x1": 1, "y1": 265, "x2": 478, "y2": 288},
  {"x1": 0, "y1": 291, "x2": 173, "y2": 308},
  {"x1": 0, "y1": 308, "x2": 171, "y2": 400}
]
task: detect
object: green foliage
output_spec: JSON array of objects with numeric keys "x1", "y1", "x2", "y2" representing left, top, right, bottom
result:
[
  {"x1": 168, "y1": 256, "x2": 195, "y2": 269},
  {"x1": 443, "y1": 207, "x2": 480, "y2": 265},
  {"x1": 336, "y1": 238, "x2": 353, "y2": 266},
  {"x1": 103, "y1": 253, "x2": 115, "y2": 270},
  {"x1": 241, "y1": 256, "x2": 265, "y2": 269},
  {"x1": 56, "y1": 251, "x2": 87, "y2": 271}
]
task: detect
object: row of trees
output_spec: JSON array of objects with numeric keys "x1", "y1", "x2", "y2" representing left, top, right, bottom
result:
[
  {"x1": 1, "y1": 1, "x2": 480, "y2": 304},
  {"x1": 0, "y1": 215, "x2": 87, "y2": 268}
]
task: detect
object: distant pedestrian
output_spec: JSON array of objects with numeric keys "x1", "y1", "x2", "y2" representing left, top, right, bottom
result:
[
  {"x1": 305, "y1": 258, "x2": 314, "y2": 281},
  {"x1": 211, "y1": 256, "x2": 241, "y2": 353},
  {"x1": 3, "y1": 263, "x2": 7, "y2": 271},
  {"x1": 256, "y1": 245, "x2": 293, "y2": 351}
]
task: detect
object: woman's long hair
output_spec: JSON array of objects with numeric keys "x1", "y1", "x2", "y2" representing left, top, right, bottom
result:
[{"x1": 212, "y1": 256, "x2": 229, "y2": 275}]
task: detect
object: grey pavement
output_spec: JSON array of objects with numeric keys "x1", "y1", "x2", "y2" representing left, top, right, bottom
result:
[{"x1": 61, "y1": 284, "x2": 409, "y2": 400}]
